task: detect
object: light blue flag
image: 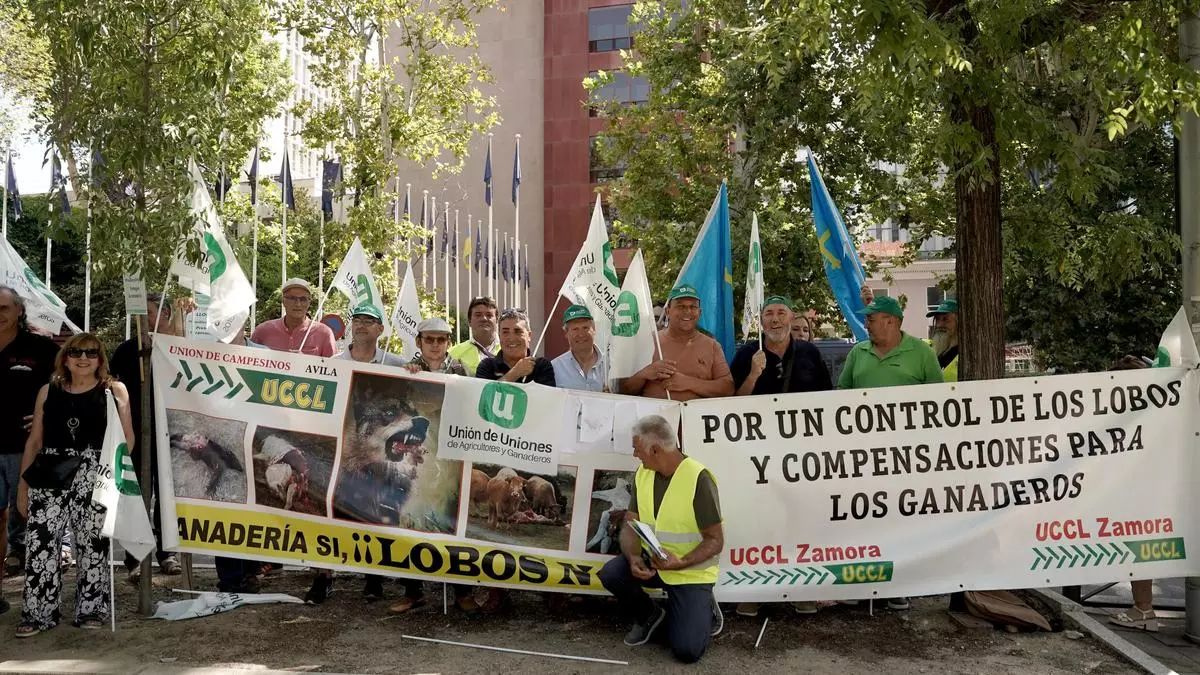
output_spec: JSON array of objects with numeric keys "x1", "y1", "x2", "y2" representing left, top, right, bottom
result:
[
  {"x1": 673, "y1": 182, "x2": 735, "y2": 361},
  {"x1": 808, "y1": 152, "x2": 868, "y2": 341}
]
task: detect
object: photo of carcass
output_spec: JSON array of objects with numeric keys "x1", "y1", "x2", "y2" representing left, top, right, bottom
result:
[
  {"x1": 465, "y1": 463, "x2": 575, "y2": 550},
  {"x1": 165, "y1": 409, "x2": 248, "y2": 504},
  {"x1": 332, "y1": 372, "x2": 462, "y2": 533},
  {"x1": 251, "y1": 427, "x2": 336, "y2": 517},
  {"x1": 585, "y1": 470, "x2": 634, "y2": 554}
]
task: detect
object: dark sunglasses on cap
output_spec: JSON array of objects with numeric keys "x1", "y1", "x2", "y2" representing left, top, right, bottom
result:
[
  {"x1": 499, "y1": 308, "x2": 528, "y2": 321},
  {"x1": 66, "y1": 348, "x2": 101, "y2": 359}
]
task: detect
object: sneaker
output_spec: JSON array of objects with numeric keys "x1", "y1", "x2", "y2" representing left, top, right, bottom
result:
[
  {"x1": 305, "y1": 574, "x2": 334, "y2": 605},
  {"x1": 623, "y1": 605, "x2": 666, "y2": 646},
  {"x1": 735, "y1": 602, "x2": 760, "y2": 617},
  {"x1": 792, "y1": 601, "x2": 819, "y2": 615},
  {"x1": 886, "y1": 597, "x2": 911, "y2": 611},
  {"x1": 363, "y1": 577, "x2": 384, "y2": 603},
  {"x1": 159, "y1": 555, "x2": 182, "y2": 576},
  {"x1": 711, "y1": 599, "x2": 724, "y2": 637}
]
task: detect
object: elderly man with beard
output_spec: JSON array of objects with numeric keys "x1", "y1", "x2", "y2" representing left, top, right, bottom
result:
[
  {"x1": 448, "y1": 297, "x2": 500, "y2": 376},
  {"x1": 926, "y1": 298, "x2": 960, "y2": 382},
  {"x1": 621, "y1": 285, "x2": 733, "y2": 401}
]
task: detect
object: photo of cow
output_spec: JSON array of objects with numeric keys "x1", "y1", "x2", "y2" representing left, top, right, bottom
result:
[{"x1": 465, "y1": 463, "x2": 576, "y2": 550}]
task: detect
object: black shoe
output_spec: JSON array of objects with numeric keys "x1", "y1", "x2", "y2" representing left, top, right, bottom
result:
[
  {"x1": 363, "y1": 577, "x2": 384, "y2": 603},
  {"x1": 711, "y1": 599, "x2": 724, "y2": 637},
  {"x1": 305, "y1": 574, "x2": 334, "y2": 605},
  {"x1": 237, "y1": 577, "x2": 261, "y2": 594},
  {"x1": 623, "y1": 605, "x2": 666, "y2": 646},
  {"x1": 0, "y1": 597, "x2": 10, "y2": 615}
]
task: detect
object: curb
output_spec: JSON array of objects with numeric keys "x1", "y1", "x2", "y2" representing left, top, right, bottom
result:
[{"x1": 1030, "y1": 588, "x2": 1173, "y2": 675}]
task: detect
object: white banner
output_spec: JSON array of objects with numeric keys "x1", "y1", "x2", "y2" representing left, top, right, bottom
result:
[
  {"x1": 436, "y1": 377, "x2": 564, "y2": 475},
  {"x1": 685, "y1": 368, "x2": 1200, "y2": 601}
]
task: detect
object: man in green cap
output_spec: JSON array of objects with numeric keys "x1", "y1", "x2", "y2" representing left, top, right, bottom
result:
[
  {"x1": 620, "y1": 284, "x2": 733, "y2": 402},
  {"x1": 337, "y1": 303, "x2": 406, "y2": 366},
  {"x1": 552, "y1": 304, "x2": 606, "y2": 392},
  {"x1": 927, "y1": 298, "x2": 959, "y2": 382},
  {"x1": 731, "y1": 295, "x2": 832, "y2": 397},
  {"x1": 839, "y1": 294, "x2": 942, "y2": 390}
]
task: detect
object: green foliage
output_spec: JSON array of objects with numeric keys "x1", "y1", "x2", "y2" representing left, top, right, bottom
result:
[{"x1": 0, "y1": 1, "x2": 50, "y2": 141}]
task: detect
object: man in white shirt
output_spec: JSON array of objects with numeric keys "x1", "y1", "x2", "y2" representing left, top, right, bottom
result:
[{"x1": 551, "y1": 304, "x2": 606, "y2": 392}]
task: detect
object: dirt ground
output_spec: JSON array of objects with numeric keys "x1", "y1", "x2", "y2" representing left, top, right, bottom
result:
[{"x1": 1, "y1": 566, "x2": 1137, "y2": 674}]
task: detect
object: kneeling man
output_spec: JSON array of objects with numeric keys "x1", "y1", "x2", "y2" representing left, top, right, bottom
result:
[{"x1": 598, "y1": 415, "x2": 724, "y2": 664}]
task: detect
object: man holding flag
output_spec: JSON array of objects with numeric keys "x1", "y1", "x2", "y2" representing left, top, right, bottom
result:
[{"x1": 731, "y1": 296, "x2": 831, "y2": 397}]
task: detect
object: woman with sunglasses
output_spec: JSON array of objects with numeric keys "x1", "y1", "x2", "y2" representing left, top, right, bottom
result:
[{"x1": 14, "y1": 334, "x2": 134, "y2": 637}]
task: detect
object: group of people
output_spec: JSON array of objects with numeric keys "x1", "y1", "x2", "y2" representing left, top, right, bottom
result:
[{"x1": 0, "y1": 273, "x2": 1161, "y2": 661}]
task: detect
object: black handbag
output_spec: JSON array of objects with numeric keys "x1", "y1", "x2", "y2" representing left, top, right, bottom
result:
[{"x1": 21, "y1": 453, "x2": 85, "y2": 490}]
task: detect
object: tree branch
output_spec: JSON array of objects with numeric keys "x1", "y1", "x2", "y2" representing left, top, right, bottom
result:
[{"x1": 1018, "y1": 0, "x2": 1135, "y2": 49}]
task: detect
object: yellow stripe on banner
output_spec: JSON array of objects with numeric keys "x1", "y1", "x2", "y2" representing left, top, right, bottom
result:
[{"x1": 174, "y1": 502, "x2": 607, "y2": 593}]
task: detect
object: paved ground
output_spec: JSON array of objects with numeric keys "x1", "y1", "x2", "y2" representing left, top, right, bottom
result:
[
  {"x1": 0, "y1": 565, "x2": 1140, "y2": 674},
  {"x1": 1072, "y1": 579, "x2": 1200, "y2": 674}
]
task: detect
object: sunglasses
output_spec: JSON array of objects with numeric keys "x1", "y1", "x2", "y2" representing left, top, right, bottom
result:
[
  {"x1": 499, "y1": 308, "x2": 528, "y2": 322},
  {"x1": 66, "y1": 348, "x2": 101, "y2": 359}
]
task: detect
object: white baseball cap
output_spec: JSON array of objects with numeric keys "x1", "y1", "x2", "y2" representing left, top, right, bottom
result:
[{"x1": 281, "y1": 278, "x2": 313, "y2": 295}]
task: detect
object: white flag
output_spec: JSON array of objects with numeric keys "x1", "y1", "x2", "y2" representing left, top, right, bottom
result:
[
  {"x1": 609, "y1": 250, "x2": 658, "y2": 380},
  {"x1": 0, "y1": 236, "x2": 80, "y2": 335},
  {"x1": 91, "y1": 390, "x2": 155, "y2": 562},
  {"x1": 1155, "y1": 307, "x2": 1200, "y2": 368},
  {"x1": 170, "y1": 160, "x2": 254, "y2": 343},
  {"x1": 558, "y1": 195, "x2": 620, "y2": 348},
  {"x1": 333, "y1": 237, "x2": 389, "y2": 336},
  {"x1": 389, "y1": 263, "x2": 421, "y2": 356},
  {"x1": 741, "y1": 212, "x2": 764, "y2": 340}
]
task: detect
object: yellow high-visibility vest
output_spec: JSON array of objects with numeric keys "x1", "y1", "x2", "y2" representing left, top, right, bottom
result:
[{"x1": 634, "y1": 457, "x2": 720, "y2": 585}]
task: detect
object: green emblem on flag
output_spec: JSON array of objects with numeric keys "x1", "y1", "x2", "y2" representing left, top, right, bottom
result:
[
  {"x1": 601, "y1": 242, "x2": 619, "y2": 287},
  {"x1": 354, "y1": 273, "x2": 375, "y2": 307},
  {"x1": 612, "y1": 290, "x2": 641, "y2": 337},
  {"x1": 114, "y1": 442, "x2": 141, "y2": 497},
  {"x1": 203, "y1": 232, "x2": 227, "y2": 282}
]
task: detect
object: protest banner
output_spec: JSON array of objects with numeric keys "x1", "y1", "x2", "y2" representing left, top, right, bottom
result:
[
  {"x1": 153, "y1": 336, "x2": 1200, "y2": 599},
  {"x1": 684, "y1": 367, "x2": 1200, "y2": 601}
]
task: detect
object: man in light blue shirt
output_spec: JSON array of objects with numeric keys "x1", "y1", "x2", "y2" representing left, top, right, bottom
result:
[{"x1": 551, "y1": 304, "x2": 606, "y2": 392}]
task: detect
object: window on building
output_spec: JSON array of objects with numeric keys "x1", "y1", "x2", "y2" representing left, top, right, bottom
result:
[
  {"x1": 590, "y1": 136, "x2": 626, "y2": 183},
  {"x1": 872, "y1": 288, "x2": 890, "y2": 298},
  {"x1": 927, "y1": 286, "x2": 947, "y2": 311},
  {"x1": 589, "y1": 5, "x2": 634, "y2": 53},
  {"x1": 589, "y1": 70, "x2": 650, "y2": 116}
]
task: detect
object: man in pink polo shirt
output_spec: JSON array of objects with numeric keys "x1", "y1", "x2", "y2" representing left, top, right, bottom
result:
[{"x1": 250, "y1": 278, "x2": 337, "y2": 357}]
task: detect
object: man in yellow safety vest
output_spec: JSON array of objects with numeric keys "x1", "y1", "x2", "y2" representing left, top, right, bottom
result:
[{"x1": 598, "y1": 414, "x2": 725, "y2": 664}]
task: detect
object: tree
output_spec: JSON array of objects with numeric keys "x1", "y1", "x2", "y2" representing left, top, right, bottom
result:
[
  {"x1": 596, "y1": 0, "x2": 1200, "y2": 374},
  {"x1": 27, "y1": 0, "x2": 290, "y2": 285},
  {"x1": 0, "y1": 2, "x2": 50, "y2": 143},
  {"x1": 284, "y1": 0, "x2": 499, "y2": 324}
]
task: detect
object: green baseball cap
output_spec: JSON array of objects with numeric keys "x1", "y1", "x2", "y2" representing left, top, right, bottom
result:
[
  {"x1": 562, "y1": 304, "x2": 593, "y2": 325},
  {"x1": 926, "y1": 298, "x2": 959, "y2": 317},
  {"x1": 668, "y1": 284, "x2": 701, "y2": 302},
  {"x1": 865, "y1": 296, "x2": 904, "y2": 319},
  {"x1": 763, "y1": 295, "x2": 793, "y2": 310},
  {"x1": 350, "y1": 303, "x2": 384, "y2": 323}
]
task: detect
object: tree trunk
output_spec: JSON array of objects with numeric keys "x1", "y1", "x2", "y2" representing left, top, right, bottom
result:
[{"x1": 952, "y1": 98, "x2": 1006, "y2": 381}]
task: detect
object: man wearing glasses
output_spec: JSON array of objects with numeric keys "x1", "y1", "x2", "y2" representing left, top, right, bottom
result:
[
  {"x1": 337, "y1": 304, "x2": 404, "y2": 366},
  {"x1": 448, "y1": 297, "x2": 500, "y2": 376},
  {"x1": 250, "y1": 278, "x2": 336, "y2": 357}
]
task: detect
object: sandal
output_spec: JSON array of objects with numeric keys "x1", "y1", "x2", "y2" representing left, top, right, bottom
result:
[
  {"x1": 15, "y1": 623, "x2": 41, "y2": 638},
  {"x1": 159, "y1": 556, "x2": 183, "y2": 575},
  {"x1": 388, "y1": 596, "x2": 426, "y2": 614},
  {"x1": 1109, "y1": 607, "x2": 1158, "y2": 632}
]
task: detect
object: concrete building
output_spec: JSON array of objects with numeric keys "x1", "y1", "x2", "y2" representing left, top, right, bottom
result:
[{"x1": 861, "y1": 228, "x2": 956, "y2": 340}]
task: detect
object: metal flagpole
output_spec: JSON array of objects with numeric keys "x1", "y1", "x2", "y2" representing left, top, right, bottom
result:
[
  {"x1": 45, "y1": 238, "x2": 52, "y2": 291},
  {"x1": 422, "y1": 190, "x2": 429, "y2": 288},
  {"x1": 513, "y1": 134, "x2": 521, "y2": 306},
  {"x1": 432, "y1": 193, "x2": 439, "y2": 296},
  {"x1": 479, "y1": 218, "x2": 484, "y2": 297},
  {"x1": 487, "y1": 136, "x2": 494, "y2": 299},
  {"x1": 444, "y1": 199, "x2": 450, "y2": 323},
  {"x1": 84, "y1": 159, "x2": 92, "y2": 332},
  {"x1": 454, "y1": 209, "x2": 461, "y2": 341},
  {"x1": 318, "y1": 209, "x2": 325, "y2": 290},
  {"x1": 250, "y1": 146, "x2": 259, "y2": 331},
  {"x1": 525, "y1": 243, "x2": 530, "y2": 315},
  {"x1": 405, "y1": 183, "x2": 412, "y2": 259},
  {"x1": 281, "y1": 144, "x2": 288, "y2": 299},
  {"x1": 2, "y1": 149, "x2": 8, "y2": 240},
  {"x1": 466, "y1": 212, "x2": 473, "y2": 325},
  {"x1": 504, "y1": 232, "x2": 511, "y2": 309},
  {"x1": 395, "y1": 178, "x2": 403, "y2": 292}
]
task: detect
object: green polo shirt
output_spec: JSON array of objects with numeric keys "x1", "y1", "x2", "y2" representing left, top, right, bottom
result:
[{"x1": 838, "y1": 333, "x2": 944, "y2": 389}]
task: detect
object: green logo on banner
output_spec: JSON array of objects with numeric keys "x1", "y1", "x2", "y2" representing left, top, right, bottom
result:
[
  {"x1": 237, "y1": 369, "x2": 336, "y2": 413},
  {"x1": 824, "y1": 561, "x2": 894, "y2": 585},
  {"x1": 751, "y1": 241, "x2": 762, "y2": 275},
  {"x1": 1154, "y1": 346, "x2": 1171, "y2": 368},
  {"x1": 203, "y1": 232, "x2": 227, "y2": 282},
  {"x1": 601, "y1": 242, "x2": 619, "y2": 287},
  {"x1": 1126, "y1": 537, "x2": 1186, "y2": 563},
  {"x1": 114, "y1": 442, "x2": 141, "y2": 496},
  {"x1": 478, "y1": 382, "x2": 527, "y2": 429},
  {"x1": 612, "y1": 290, "x2": 641, "y2": 337}
]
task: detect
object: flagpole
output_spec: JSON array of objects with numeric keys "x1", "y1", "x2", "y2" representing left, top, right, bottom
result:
[
  {"x1": 525, "y1": 243, "x2": 530, "y2": 314},
  {"x1": 318, "y1": 208, "x2": 325, "y2": 290},
  {"x1": 421, "y1": 190, "x2": 429, "y2": 288},
  {"x1": 513, "y1": 134, "x2": 521, "y2": 306},
  {"x1": 532, "y1": 293, "x2": 565, "y2": 357},
  {"x1": 84, "y1": 152, "x2": 93, "y2": 332},
  {"x1": 45, "y1": 237, "x2": 51, "y2": 292},
  {"x1": 443, "y1": 198, "x2": 450, "y2": 323},
  {"x1": 281, "y1": 145, "x2": 288, "y2": 302},
  {"x1": 2, "y1": 149, "x2": 9, "y2": 240},
  {"x1": 466, "y1": 212, "x2": 473, "y2": 317},
  {"x1": 405, "y1": 183, "x2": 412, "y2": 260},
  {"x1": 395, "y1": 179, "x2": 403, "y2": 295},
  {"x1": 454, "y1": 209, "x2": 461, "y2": 341},
  {"x1": 502, "y1": 232, "x2": 509, "y2": 308},
  {"x1": 487, "y1": 135, "x2": 494, "y2": 299},
  {"x1": 249, "y1": 146, "x2": 259, "y2": 331},
  {"x1": 433, "y1": 193, "x2": 440, "y2": 294}
]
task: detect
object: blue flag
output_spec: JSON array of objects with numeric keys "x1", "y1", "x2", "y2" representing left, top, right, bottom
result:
[
  {"x1": 511, "y1": 140, "x2": 521, "y2": 204},
  {"x1": 246, "y1": 147, "x2": 259, "y2": 205},
  {"x1": 673, "y1": 182, "x2": 734, "y2": 361},
  {"x1": 6, "y1": 155, "x2": 22, "y2": 220},
  {"x1": 808, "y1": 153, "x2": 867, "y2": 341},
  {"x1": 50, "y1": 153, "x2": 70, "y2": 216},
  {"x1": 280, "y1": 151, "x2": 295, "y2": 210},
  {"x1": 483, "y1": 142, "x2": 493, "y2": 207},
  {"x1": 321, "y1": 160, "x2": 341, "y2": 218}
]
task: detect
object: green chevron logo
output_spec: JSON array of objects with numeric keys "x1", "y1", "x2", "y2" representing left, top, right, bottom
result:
[
  {"x1": 721, "y1": 561, "x2": 895, "y2": 587},
  {"x1": 1028, "y1": 539, "x2": 1185, "y2": 571},
  {"x1": 168, "y1": 359, "x2": 246, "y2": 399}
]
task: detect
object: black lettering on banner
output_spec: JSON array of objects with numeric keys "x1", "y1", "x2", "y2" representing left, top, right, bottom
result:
[
  {"x1": 481, "y1": 550, "x2": 517, "y2": 581},
  {"x1": 750, "y1": 455, "x2": 771, "y2": 484},
  {"x1": 263, "y1": 526, "x2": 281, "y2": 551},
  {"x1": 519, "y1": 555, "x2": 550, "y2": 583},
  {"x1": 447, "y1": 545, "x2": 481, "y2": 577},
  {"x1": 702, "y1": 415, "x2": 721, "y2": 443},
  {"x1": 410, "y1": 543, "x2": 443, "y2": 573},
  {"x1": 559, "y1": 562, "x2": 593, "y2": 586}
]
